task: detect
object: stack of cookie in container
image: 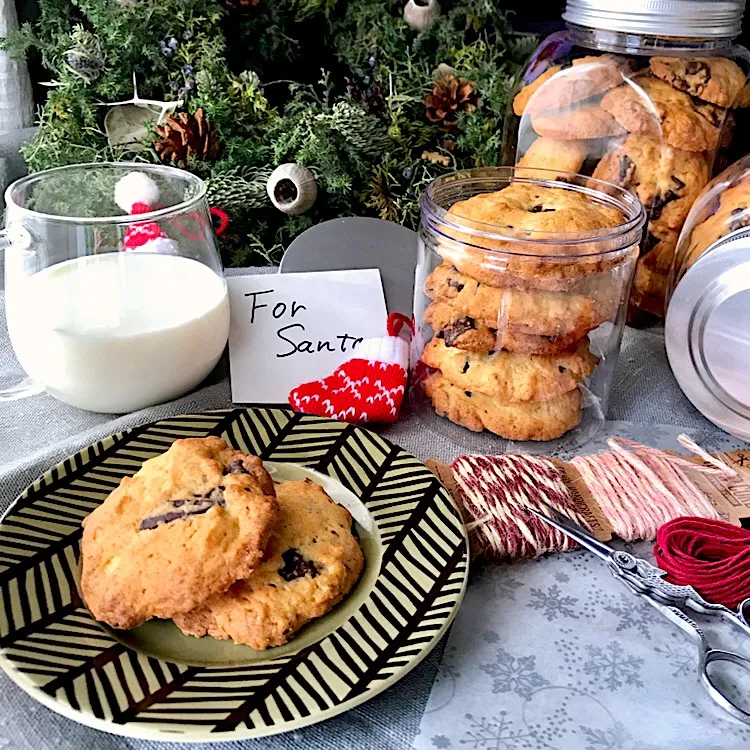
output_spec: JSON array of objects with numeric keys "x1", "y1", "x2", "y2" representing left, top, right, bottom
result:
[
  {"x1": 511, "y1": 54, "x2": 746, "y2": 319},
  {"x1": 415, "y1": 172, "x2": 642, "y2": 443}
]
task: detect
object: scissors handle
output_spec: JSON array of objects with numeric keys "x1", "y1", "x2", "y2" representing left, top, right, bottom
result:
[{"x1": 700, "y1": 649, "x2": 750, "y2": 724}]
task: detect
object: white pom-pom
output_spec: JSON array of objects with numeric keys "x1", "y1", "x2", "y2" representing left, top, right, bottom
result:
[
  {"x1": 130, "y1": 236, "x2": 180, "y2": 255},
  {"x1": 115, "y1": 171, "x2": 161, "y2": 214}
]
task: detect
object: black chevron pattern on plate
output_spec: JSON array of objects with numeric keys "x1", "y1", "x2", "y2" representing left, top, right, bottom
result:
[{"x1": 0, "y1": 409, "x2": 468, "y2": 741}]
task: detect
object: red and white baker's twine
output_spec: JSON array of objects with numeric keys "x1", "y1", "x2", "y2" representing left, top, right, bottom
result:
[
  {"x1": 453, "y1": 453, "x2": 588, "y2": 559},
  {"x1": 453, "y1": 436, "x2": 737, "y2": 560}
]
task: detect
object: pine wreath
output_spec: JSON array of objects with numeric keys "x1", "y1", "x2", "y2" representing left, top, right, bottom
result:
[{"x1": 4, "y1": 0, "x2": 533, "y2": 267}]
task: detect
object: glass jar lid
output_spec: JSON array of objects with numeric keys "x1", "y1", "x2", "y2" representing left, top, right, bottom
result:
[
  {"x1": 563, "y1": 0, "x2": 744, "y2": 39},
  {"x1": 666, "y1": 231, "x2": 750, "y2": 440}
]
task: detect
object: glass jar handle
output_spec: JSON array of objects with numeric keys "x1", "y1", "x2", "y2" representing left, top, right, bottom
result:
[{"x1": 0, "y1": 229, "x2": 44, "y2": 401}]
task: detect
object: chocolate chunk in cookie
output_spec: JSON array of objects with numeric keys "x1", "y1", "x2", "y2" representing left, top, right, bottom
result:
[{"x1": 278, "y1": 548, "x2": 319, "y2": 581}]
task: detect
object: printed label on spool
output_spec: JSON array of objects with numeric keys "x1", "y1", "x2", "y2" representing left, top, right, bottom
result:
[
  {"x1": 550, "y1": 459, "x2": 613, "y2": 542},
  {"x1": 681, "y1": 450, "x2": 750, "y2": 527}
]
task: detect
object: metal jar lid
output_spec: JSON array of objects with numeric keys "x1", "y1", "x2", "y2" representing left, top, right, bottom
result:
[
  {"x1": 665, "y1": 231, "x2": 750, "y2": 441},
  {"x1": 563, "y1": 0, "x2": 744, "y2": 38}
]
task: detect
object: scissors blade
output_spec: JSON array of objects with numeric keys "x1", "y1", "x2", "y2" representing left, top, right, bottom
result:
[{"x1": 527, "y1": 502, "x2": 614, "y2": 563}]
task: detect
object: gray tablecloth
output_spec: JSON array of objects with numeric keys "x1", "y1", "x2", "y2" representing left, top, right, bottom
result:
[{"x1": 0, "y1": 266, "x2": 730, "y2": 750}]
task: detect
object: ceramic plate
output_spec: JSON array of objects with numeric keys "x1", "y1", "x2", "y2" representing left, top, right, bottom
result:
[{"x1": 0, "y1": 408, "x2": 469, "y2": 741}]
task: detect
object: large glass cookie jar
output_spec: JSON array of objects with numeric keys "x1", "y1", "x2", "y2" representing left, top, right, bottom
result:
[
  {"x1": 503, "y1": 0, "x2": 750, "y2": 322},
  {"x1": 411, "y1": 167, "x2": 645, "y2": 454},
  {"x1": 666, "y1": 154, "x2": 750, "y2": 440}
]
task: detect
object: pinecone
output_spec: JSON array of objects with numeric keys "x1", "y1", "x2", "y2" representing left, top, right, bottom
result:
[
  {"x1": 346, "y1": 77, "x2": 386, "y2": 115},
  {"x1": 424, "y1": 75, "x2": 478, "y2": 131},
  {"x1": 154, "y1": 109, "x2": 220, "y2": 165}
]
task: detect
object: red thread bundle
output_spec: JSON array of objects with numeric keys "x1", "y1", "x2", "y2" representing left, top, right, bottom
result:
[{"x1": 654, "y1": 517, "x2": 750, "y2": 610}]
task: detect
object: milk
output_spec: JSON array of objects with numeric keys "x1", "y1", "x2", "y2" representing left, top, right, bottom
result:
[{"x1": 6, "y1": 252, "x2": 230, "y2": 413}]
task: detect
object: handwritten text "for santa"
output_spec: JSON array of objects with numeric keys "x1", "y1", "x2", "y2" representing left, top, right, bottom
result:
[{"x1": 246, "y1": 289, "x2": 364, "y2": 358}]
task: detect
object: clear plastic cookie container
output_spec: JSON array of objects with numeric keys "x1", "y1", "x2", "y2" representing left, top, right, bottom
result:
[
  {"x1": 503, "y1": 0, "x2": 750, "y2": 322},
  {"x1": 666, "y1": 153, "x2": 750, "y2": 440},
  {"x1": 411, "y1": 166, "x2": 645, "y2": 454}
]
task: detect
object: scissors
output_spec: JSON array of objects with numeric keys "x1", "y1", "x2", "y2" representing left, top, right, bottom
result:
[{"x1": 529, "y1": 502, "x2": 750, "y2": 724}]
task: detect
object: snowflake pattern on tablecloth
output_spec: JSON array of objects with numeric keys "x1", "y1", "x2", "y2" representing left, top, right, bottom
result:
[
  {"x1": 479, "y1": 648, "x2": 550, "y2": 699},
  {"x1": 555, "y1": 571, "x2": 571, "y2": 583},
  {"x1": 432, "y1": 735, "x2": 452, "y2": 748},
  {"x1": 654, "y1": 638, "x2": 694, "y2": 678},
  {"x1": 602, "y1": 593, "x2": 664, "y2": 639},
  {"x1": 476, "y1": 565, "x2": 525, "y2": 602},
  {"x1": 460, "y1": 713, "x2": 534, "y2": 750},
  {"x1": 582, "y1": 642, "x2": 644, "y2": 690},
  {"x1": 527, "y1": 584, "x2": 579, "y2": 621}
]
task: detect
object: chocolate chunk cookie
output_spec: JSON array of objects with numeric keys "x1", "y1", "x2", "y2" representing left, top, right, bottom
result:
[
  {"x1": 600, "y1": 74, "x2": 727, "y2": 152},
  {"x1": 531, "y1": 102, "x2": 626, "y2": 140},
  {"x1": 685, "y1": 181, "x2": 750, "y2": 264},
  {"x1": 650, "y1": 57, "x2": 746, "y2": 107},
  {"x1": 591, "y1": 135, "x2": 709, "y2": 230},
  {"x1": 424, "y1": 300, "x2": 585, "y2": 355},
  {"x1": 80, "y1": 437, "x2": 279, "y2": 630},
  {"x1": 516, "y1": 137, "x2": 589, "y2": 180},
  {"x1": 513, "y1": 55, "x2": 628, "y2": 117},
  {"x1": 424, "y1": 372, "x2": 582, "y2": 441},
  {"x1": 174, "y1": 479, "x2": 364, "y2": 649},
  {"x1": 421, "y1": 338, "x2": 598, "y2": 403},
  {"x1": 424, "y1": 263, "x2": 616, "y2": 339},
  {"x1": 438, "y1": 181, "x2": 630, "y2": 290}
]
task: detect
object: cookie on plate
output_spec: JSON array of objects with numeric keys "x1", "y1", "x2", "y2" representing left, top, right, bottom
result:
[
  {"x1": 424, "y1": 300, "x2": 585, "y2": 355},
  {"x1": 424, "y1": 372, "x2": 582, "y2": 441},
  {"x1": 421, "y1": 338, "x2": 598, "y2": 403},
  {"x1": 649, "y1": 57, "x2": 746, "y2": 108},
  {"x1": 515, "y1": 137, "x2": 589, "y2": 180},
  {"x1": 174, "y1": 479, "x2": 364, "y2": 649},
  {"x1": 591, "y1": 135, "x2": 709, "y2": 230},
  {"x1": 80, "y1": 437, "x2": 279, "y2": 630},
  {"x1": 424, "y1": 263, "x2": 615, "y2": 339},
  {"x1": 513, "y1": 55, "x2": 627, "y2": 116},
  {"x1": 600, "y1": 74, "x2": 726, "y2": 152},
  {"x1": 531, "y1": 102, "x2": 626, "y2": 140}
]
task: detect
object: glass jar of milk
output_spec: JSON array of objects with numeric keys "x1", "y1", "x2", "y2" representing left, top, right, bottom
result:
[{"x1": 1, "y1": 163, "x2": 230, "y2": 413}]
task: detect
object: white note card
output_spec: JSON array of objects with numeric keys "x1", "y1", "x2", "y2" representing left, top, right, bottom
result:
[{"x1": 227, "y1": 269, "x2": 388, "y2": 403}]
